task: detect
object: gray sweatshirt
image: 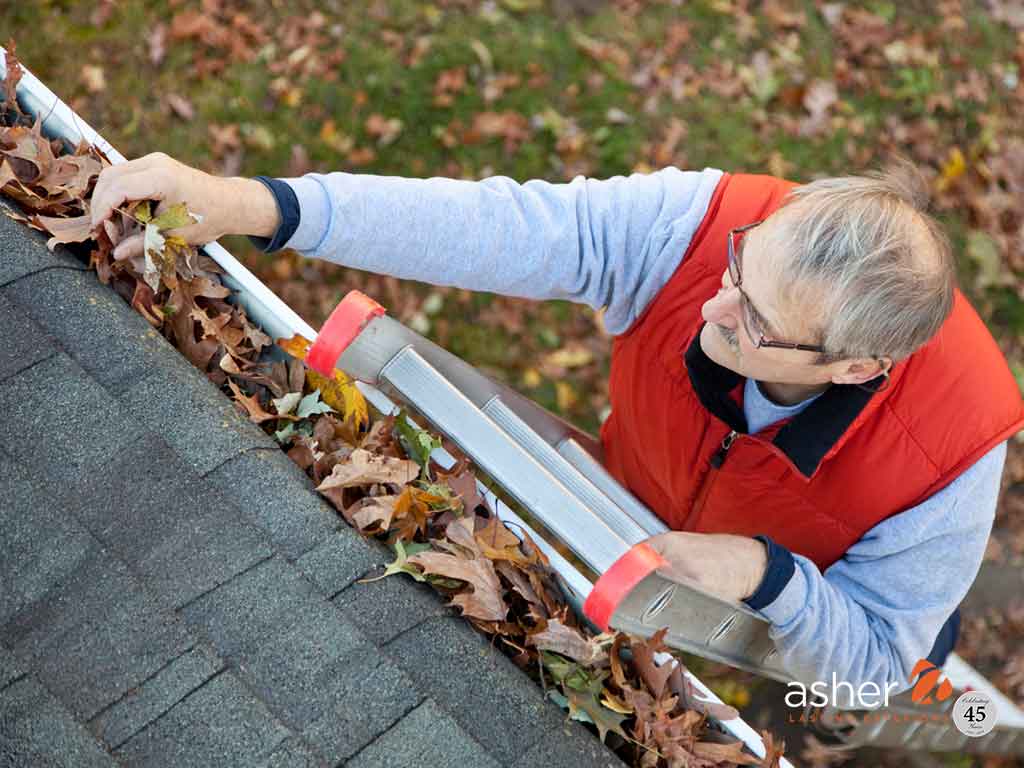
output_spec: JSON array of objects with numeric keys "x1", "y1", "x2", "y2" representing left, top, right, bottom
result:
[{"x1": 259, "y1": 166, "x2": 1005, "y2": 700}]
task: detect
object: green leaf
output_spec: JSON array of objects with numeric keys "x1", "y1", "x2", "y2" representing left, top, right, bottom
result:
[
  {"x1": 150, "y1": 201, "x2": 199, "y2": 231},
  {"x1": 564, "y1": 688, "x2": 628, "y2": 743},
  {"x1": 296, "y1": 389, "x2": 334, "y2": 419},
  {"x1": 359, "y1": 540, "x2": 431, "y2": 584},
  {"x1": 272, "y1": 392, "x2": 302, "y2": 416},
  {"x1": 395, "y1": 410, "x2": 442, "y2": 479},
  {"x1": 273, "y1": 423, "x2": 296, "y2": 444}
]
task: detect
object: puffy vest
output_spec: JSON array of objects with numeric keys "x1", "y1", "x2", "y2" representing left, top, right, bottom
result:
[{"x1": 599, "y1": 172, "x2": 1024, "y2": 572}]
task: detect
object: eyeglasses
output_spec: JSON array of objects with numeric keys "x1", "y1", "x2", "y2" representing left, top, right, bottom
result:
[{"x1": 727, "y1": 220, "x2": 828, "y2": 354}]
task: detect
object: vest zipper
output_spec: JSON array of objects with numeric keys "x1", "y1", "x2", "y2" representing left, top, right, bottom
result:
[{"x1": 689, "y1": 429, "x2": 738, "y2": 524}]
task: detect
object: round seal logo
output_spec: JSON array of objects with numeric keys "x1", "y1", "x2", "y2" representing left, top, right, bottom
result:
[{"x1": 952, "y1": 691, "x2": 997, "y2": 738}]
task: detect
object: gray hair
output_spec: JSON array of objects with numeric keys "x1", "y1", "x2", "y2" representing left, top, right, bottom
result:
[{"x1": 770, "y1": 157, "x2": 956, "y2": 364}]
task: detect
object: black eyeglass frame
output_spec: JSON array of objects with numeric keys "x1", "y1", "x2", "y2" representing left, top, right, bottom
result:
[{"x1": 726, "y1": 220, "x2": 829, "y2": 354}]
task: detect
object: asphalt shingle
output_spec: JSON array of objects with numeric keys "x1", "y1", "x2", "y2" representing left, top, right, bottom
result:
[
  {"x1": 518, "y1": 723, "x2": 625, "y2": 768},
  {"x1": 256, "y1": 737, "x2": 326, "y2": 768},
  {"x1": 252, "y1": 639, "x2": 420, "y2": 763},
  {"x1": 346, "y1": 699, "x2": 502, "y2": 768},
  {"x1": 2, "y1": 267, "x2": 175, "y2": 393},
  {"x1": 118, "y1": 358, "x2": 271, "y2": 475},
  {"x1": 2, "y1": 551, "x2": 193, "y2": 722},
  {"x1": 113, "y1": 671, "x2": 292, "y2": 768},
  {"x1": 0, "y1": 645, "x2": 25, "y2": 691},
  {"x1": 0, "y1": 352, "x2": 146, "y2": 485},
  {"x1": 296, "y1": 532, "x2": 390, "y2": 598},
  {"x1": 88, "y1": 644, "x2": 225, "y2": 750},
  {"x1": 134, "y1": 507, "x2": 274, "y2": 609},
  {"x1": 331, "y1": 569, "x2": 453, "y2": 644},
  {"x1": 0, "y1": 291, "x2": 55, "y2": 382},
  {"x1": 205, "y1": 448, "x2": 344, "y2": 560},
  {"x1": 0, "y1": 451, "x2": 100, "y2": 625},
  {"x1": 0, "y1": 198, "x2": 88, "y2": 287},
  {"x1": 385, "y1": 617, "x2": 567, "y2": 764},
  {"x1": 180, "y1": 557, "x2": 366, "y2": 661},
  {"x1": 0, "y1": 676, "x2": 117, "y2": 768}
]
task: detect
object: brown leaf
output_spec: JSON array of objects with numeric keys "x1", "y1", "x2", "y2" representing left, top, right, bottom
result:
[
  {"x1": 227, "y1": 380, "x2": 279, "y2": 424},
  {"x1": 407, "y1": 551, "x2": 508, "y2": 621},
  {"x1": 528, "y1": 618, "x2": 608, "y2": 666},
  {"x1": 631, "y1": 628, "x2": 675, "y2": 698},
  {"x1": 34, "y1": 213, "x2": 92, "y2": 251},
  {"x1": 351, "y1": 494, "x2": 401, "y2": 533},
  {"x1": 692, "y1": 739, "x2": 762, "y2": 765},
  {"x1": 317, "y1": 448, "x2": 419, "y2": 490},
  {"x1": 758, "y1": 729, "x2": 786, "y2": 768}
]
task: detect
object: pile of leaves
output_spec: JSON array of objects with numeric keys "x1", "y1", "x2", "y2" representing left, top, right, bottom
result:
[{"x1": 1, "y1": 47, "x2": 784, "y2": 767}]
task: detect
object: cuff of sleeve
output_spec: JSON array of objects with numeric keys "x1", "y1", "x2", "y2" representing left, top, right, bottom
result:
[
  {"x1": 246, "y1": 176, "x2": 300, "y2": 253},
  {"x1": 278, "y1": 175, "x2": 335, "y2": 253},
  {"x1": 743, "y1": 535, "x2": 797, "y2": 611}
]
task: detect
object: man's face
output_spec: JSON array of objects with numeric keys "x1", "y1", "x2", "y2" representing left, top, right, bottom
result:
[{"x1": 699, "y1": 214, "x2": 836, "y2": 388}]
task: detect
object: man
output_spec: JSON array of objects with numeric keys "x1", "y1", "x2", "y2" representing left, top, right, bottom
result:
[{"x1": 90, "y1": 153, "x2": 1023, "y2": 702}]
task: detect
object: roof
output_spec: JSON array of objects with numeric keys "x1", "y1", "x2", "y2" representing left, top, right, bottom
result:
[{"x1": 0, "y1": 196, "x2": 623, "y2": 768}]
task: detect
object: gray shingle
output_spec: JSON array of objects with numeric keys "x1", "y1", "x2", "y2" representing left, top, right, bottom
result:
[
  {"x1": 52, "y1": 431, "x2": 204, "y2": 558},
  {"x1": 385, "y1": 618, "x2": 565, "y2": 764},
  {"x1": 133, "y1": 507, "x2": 274, "y2": 609},
  {"x1": 346, "y1": 699, "x2": 501, "y2": 768},
  {"x1": 331, "y1": 570, "x2": 452, "y2": 644},
  {"x1": 518, "y1": 723, "x2": 625, "y2": 768},
  {"x1": 0, "y1": 197, "x2": 88, "y2": 287},
  {"x1": 256, "y1": 737, "x2": 326, "y2": 768},
  {"x1": 0, "y1": 291, "x2": 56, "y2": 382},
  {"x1": 88, "y1": 645, "x2": 225, "y2": 750},
  {"x1": 118, "y1": 359, "x2": 272, "y2": 475},
  {"x1": 296, "y1": 531, "x2": 390, "y2": 597},
  {"x1": 0, "y1": 645, "x2": 25, "y2": 691},
  {"x1": 0, "y1": 452, "x2": 100, "y2": 625},
  {"x1": 245, "y1": 639, "x2": 419, "y2": 763},
  {"x1": 1, "y1": 267, "x2": 174, "y2": 394},
  {"x1": 204, "y1": 449, "x2": 343, "y2": 560},
  {"x1": 2, "y1": 550, "x2": 193, "y2": 722},
  {"x1": 0, "y1": 353, "x2": 146, "y2": 484},
  {"x1": 0, "y1": 676, "x2": 117, "y2": 768},
  {"x1": 181, "y1": 557, "x2": 366, "y2": 661},
  {"x1": 113, "y1": 671, "x2": 291, "y2": 768}
]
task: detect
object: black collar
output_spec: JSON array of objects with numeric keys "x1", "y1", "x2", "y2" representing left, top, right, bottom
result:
[{"x1": 684, "y1": 327, "x2": 879, "y2": 478}]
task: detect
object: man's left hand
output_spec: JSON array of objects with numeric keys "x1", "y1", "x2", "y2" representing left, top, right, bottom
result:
[{"x1": 644, "y1": 532, "x2": 769, "y2": 604}]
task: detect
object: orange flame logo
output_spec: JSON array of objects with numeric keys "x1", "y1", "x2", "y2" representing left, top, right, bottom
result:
[{"x1": 909, "y1": 659, "x2": 953, "y2": 704}]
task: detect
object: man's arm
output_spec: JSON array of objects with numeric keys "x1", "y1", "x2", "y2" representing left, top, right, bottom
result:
[
  {"x1": 253, "y1": 168, "x2": 723, "y2": 335},
  {"x1": 743, "y1": 442, "x2": 1006, "y2": 706}
]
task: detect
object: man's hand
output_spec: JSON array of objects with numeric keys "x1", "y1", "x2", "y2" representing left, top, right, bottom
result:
[
  {"x1": 89, "y1": 152, "x2": 281, "y2": 260},
  {"x1": 644, "y1": 532, "x2": 768, "y2": 604}
]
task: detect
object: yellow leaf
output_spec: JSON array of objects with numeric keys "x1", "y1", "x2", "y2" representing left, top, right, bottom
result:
[
  {"x1": 555, "y1": 381, "x2": 577, "y2": 412},
  {"x1": 277, "y1": 333, "x2": 312, "y2": 360},
  {"x1": 936, "y1": 147, "x2": 966, "y2": 192},
  {"x1": 306, "y1": 367, "x2": 369, "y2": 429}
]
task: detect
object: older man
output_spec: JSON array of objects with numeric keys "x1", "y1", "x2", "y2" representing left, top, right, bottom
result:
[{"x1": 91, "y1": 154, "x2": 1023, "y2": 699}]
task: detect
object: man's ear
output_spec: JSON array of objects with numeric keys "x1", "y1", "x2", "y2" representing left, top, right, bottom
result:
[{"x1": 830, "y1": 357, "x2": 889, "y2": 386}]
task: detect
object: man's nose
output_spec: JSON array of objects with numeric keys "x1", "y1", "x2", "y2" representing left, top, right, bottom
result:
[{"x1": 702, "y1": 279, "x2": 741, "y2": 328}]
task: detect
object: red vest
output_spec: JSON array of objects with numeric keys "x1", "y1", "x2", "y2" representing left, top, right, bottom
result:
[{"x1": 600, "y1": 172, "x2": 1024, "y2": 572}]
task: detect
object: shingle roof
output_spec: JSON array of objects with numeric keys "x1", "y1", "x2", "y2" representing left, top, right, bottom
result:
[{"x1": 0, "y1": 197, "x2": 624, "y2": 768}]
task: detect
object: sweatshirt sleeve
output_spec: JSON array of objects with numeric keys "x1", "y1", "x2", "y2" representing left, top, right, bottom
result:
[
  {"x1": 745, "y1": 442, "x2": 1006, "y2": 708},
  {"x1": 265, "y1": 167, "x2": 723, "y2": 335}
]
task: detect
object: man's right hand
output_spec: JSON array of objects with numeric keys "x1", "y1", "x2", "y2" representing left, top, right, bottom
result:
[{"x1": 89, "y1": 152, "x2": 281, "y2": 260}]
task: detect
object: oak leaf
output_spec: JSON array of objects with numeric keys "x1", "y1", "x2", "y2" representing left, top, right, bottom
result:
[
  {"x1": 406, "y1": 551, "x2": 508, "y2": 621},
  {"x1": 317, "y1": 448, "x2": 419, "y2": 490},
  {"x1": 529, "y1": 618, "x2": 608, "y2": 666}
]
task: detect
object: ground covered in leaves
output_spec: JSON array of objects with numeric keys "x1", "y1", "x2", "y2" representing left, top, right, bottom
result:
[{"x1": 4, "y1": 1, "x2": 1024, "y2": 765}]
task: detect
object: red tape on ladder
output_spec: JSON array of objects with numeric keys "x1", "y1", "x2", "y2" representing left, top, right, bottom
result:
[
  {"x1": 306, "y1": 290, "x2": 386, "y2": 377},
  {"x1": 583, "y1": 542, "x2": 667, "y2": 632}
]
